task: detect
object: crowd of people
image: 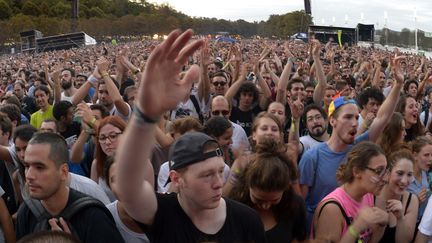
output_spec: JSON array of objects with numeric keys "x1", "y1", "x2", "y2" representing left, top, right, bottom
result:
[{"x1": 0, "y1": 27, "x2": 432, "y2": 242}]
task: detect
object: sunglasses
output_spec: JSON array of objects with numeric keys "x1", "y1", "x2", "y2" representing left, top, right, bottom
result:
[
  {"x1": 212, "y1": 110, "x2": 229, "y2": 116},
  {"x1": 212, "y1": 81, "x2": 227, "y2": 87}
]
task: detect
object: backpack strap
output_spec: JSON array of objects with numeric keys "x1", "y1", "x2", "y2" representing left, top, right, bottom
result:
[
  {"x1": 60, "y1": 196, "x2": 114, "y2": 222},
  {"x1": 189, "y1": 94, "x2": 204, "y2": 123},
  {"x1": 318, "y1": 200, "x2": 351, "y2": 226}
]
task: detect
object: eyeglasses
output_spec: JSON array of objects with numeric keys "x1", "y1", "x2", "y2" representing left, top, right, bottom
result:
[
  {"x1": 98, "y1": 132, "x2": 122, "y2": 143},
  {"x1": 365, "y1": 166, "x2": 388, "y2": 178},
  {"x1": 212, "y1": 81, "x2": 227, "y2": 87},
  {"x1": 306, "y1": 114, "x2": 324, "y2": 122},
  {"x1": 212, "y1": 110, "x2": 230, "y2": 116}
]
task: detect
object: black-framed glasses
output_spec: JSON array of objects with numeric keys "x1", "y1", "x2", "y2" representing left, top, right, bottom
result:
[
  {"x1": 98, "y1": 132, "x2": 122, "y2": 143},
  {"x1": 213, "y1": 81, "x2": 227, "y2": 87},
  {"x1": 212, "y1": 110, "x2": 229, "y2": 116},
  {"x1": 365, "y1": 166, "x2": 388, "y2": 178}
]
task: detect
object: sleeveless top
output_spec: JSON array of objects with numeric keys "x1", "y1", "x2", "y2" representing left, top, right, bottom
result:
[
  {"x1": 315, "y1": 187, "x2": 374, "y2": 242},
  {"x1": 378, "y1": 193, "x2": 413, "y2": 243}
]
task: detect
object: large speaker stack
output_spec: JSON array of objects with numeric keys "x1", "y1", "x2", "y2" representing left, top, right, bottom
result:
[
  {"x1": 20, "y1": 30, "x2": 43, "y2": 52},
  {"x1": 357, "y1": 24, "x2": 375, "y2": 42}
]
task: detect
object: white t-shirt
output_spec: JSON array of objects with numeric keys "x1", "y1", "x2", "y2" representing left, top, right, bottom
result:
[
  {"x1": 300, "y1": 134, "x2": 324, "y2": 154},
  {"x1": 61, "y1": 92, "x2": 73, "y2": 103},
  {"x1": 106, "y1": 201, "x2": 150, "y2": 243},
  {"x1": 420, "y1": 110, "x2": 432, "y2": 129},
  {"x1": 109, "y1": 103, "x2": 132, "y2": 122},
  {"x1": 157, "y1": 161, "x2": 230, "y2": 193},
  {"x1": 69, "y1": 173, "x2": 110, "y2": 205},
  {"x1": 418, "y1": 196, "x2": 432, "y2": 242},
  {"x1": 231, "y1": 121, "x2": 251, "y2": 151}
]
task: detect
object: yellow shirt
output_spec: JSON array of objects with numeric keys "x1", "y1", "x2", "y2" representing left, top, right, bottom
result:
[{"x1": 30, "y1": 105, "x2": 54, "y2": 129}]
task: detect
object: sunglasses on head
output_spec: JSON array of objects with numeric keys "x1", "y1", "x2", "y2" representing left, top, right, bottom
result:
[{"x1": 212, "y1": 110, "x2": 229, "y2": 116}]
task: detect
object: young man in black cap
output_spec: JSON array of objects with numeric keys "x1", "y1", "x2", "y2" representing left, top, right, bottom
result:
[{"x1": 116, "y1": 29, "x2": 266, "y2": 243}]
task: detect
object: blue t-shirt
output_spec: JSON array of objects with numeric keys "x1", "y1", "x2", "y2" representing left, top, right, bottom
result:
[
  {"x1": 299, "y1": 132, "x2": 369, "y2": 226},
  {"x1": 407, "y1": 170, "x2": 430, "y2": 222}
]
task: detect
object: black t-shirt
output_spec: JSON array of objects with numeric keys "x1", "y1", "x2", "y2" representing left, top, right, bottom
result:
[
  {"x1": 61, "y1": 121, "x2": 82, "y2": 149},
  {"x1": 16, "y1": 189, "x2": 125, "y2": 243},
  {"x1": 230, "y1": 105, "x2": 262, "y2": 137},
  {"x1": 22, "y1": 96, "x2": 38, "y2": 115},
  {"x1": 147, "y1": 193, "x2": 266, "y2": 243},
  {"x1": 265, "y1": 194, "x2": 307, "y2": 242}
]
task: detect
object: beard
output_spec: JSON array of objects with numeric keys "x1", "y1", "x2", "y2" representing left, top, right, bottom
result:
[
  {"x1": 61, "y1": 80, "x2": 73, "y2": 90},
  {"x1": 309, "y1": 125, "x2": 326, "y2": 137}
]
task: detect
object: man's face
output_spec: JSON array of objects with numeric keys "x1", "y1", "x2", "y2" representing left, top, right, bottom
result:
[
  {"x1": 24, "y1": 143, "x2": 67, "y2": 200},
  {"x1": 40, "y1": 121, "x2": 57, "y2": 133},
  {"x1": 13, "y1": 84, "x2": 24, "y2": 99},
  {"x1": 92, "y1": 109, "x2": 103, "y2": 120},
  {"x1": 364, "y1": 98, "x2": 380, "y2": 115},
  {"x1": 75, "y1": 76, "x2": 86, "y2": 88},
  {"x1": 239, "y1": 92, "x2": 254, "y2": 109},
  {"x1": 330, "y1": 104, "x2": 359, "y2": 145},
  {"x1": 289, "y1": 82, "x2": 305, "y2": 101},
  {"x1": 211, "y1": 76, "x2": 228, "y2": 96},
  {"x1": 35, "y1": 90, "x2": 49, "y2": 109},
  {"x1": 305, "y1": 86, "x2": 314, "y2": 99},
  {"x1": 207, "y1": 64, "x2": 217, "y2": 76},
  {"x1": 126, "y1": 89, "x2": 137, "y2": 108},
  {"x1": 175, "y1": 157, "x2": 225, "y2": 210},
  {"x1": 306, "y1": 109, "x2": 327, "y2": 137},
  {"x1": 98, "y1": 84, "x2": 113, "y2": 108},
  {"x1": 61, "y1": 70, "x2": 73, "y2": 90},
  {"x1": 211, "y1": 99, "x2": 230, "y2": 119}
]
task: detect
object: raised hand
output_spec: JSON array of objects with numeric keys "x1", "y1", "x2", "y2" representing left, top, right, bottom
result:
[
  {"x1": 136, "y1": 29, "x2": 204, "y2": 119},
  {"x1": 391, "y1": 56, "x2": 406, "y2": 85}
]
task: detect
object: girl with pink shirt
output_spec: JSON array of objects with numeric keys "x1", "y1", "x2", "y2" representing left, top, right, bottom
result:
[{"x1": 313, "y1": 142, "x2": 390, "y2": 243}]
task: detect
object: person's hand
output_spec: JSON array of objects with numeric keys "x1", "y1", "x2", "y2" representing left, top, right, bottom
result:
[
  {"x1": 200, "y1": 39, "x2": 212, "y2": 66},
  {"x1": 49, "y1": 217, "x2": 71, "y2": 233},
  {"x1": 136, "y1": 29, "x2": 204, "y2": 119},
  {"x1": 96, "y1": 57, "x2": 110, "y2": 74},
  {"x1": 353, "y1": 207, "x2": 389, "y2": 232},
  {"x1": 311, "y1": 39, "x2": 321, "y2": 58},
  {"x1": 419, "y1": 188, "x2": 429, "y2": 203},
  {"x1": 391, "y1": 56, "x2": 406, "y2": 85},
  {"x1": 75, "y1": 103, "x2": 95, "y2": 125},
  {"x1": 288, "y1": 98, "x2": 304, "y2": 121},
  {"x1": 386, "y1": 199, "x2": 403, "y2": 220},
  {"x1": 364, "y1": 112, "x2": 375, "y2": 128}
]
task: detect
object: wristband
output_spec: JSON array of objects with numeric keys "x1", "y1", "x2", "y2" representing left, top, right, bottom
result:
[
  {"x1": 133, "y1": 105, "x2": 159, "y2": 124},
  {"x1": 362, "y1": 122, "x2": 369, "y2": 129},
  {"x1": 133, "y1": 69, "x2": 140, "y2": 75},
  {"x1": 348, "y1": 225, "x2": 359, "y2": 239},
  {"x1": 89, "y1": 117, "x2": 97, "y2": 128},
  {"x1": 101, "y1": 71, "x2": 110, "y2": 78},
  {"x1": 87, "y1": 75, "x2": 98, "y2": 86}
]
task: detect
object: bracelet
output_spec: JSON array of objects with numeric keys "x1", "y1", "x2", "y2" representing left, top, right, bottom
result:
[
  {"x1": 348, "y1": 225, "x2": 359, "y2": 239},
  {"x1": 133, "y1": 105, "x2": 159, "y2": 124},
  {"x1": 133, "y1": 69, "x2": 140, "y2": 75},
  {"x1": 362, "y1": 122, "x2": 369, "y2": 129},
  {"x1": 89, "y1": 117, "x2": 97, "y2": 128},
  {"x1": 101, "y1": 71, "x2": 109, "y2": 78}
]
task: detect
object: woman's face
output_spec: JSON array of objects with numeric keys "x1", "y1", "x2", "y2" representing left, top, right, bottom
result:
[
  {"x1": 387, "y1": 158, "x2": 414, "y2": 195},
  {"x1": 414, "y1": 144, "x2": 432, "y2": 172},
  {"x1": 249, "y1": 188, "x2": 283, "y2": 211},
  {"x1": 98, "y1": 123, "x2": 123, "y2": 156},
  {"x1": 359, "y1": 154, "x2": 388, "y2": 195},
  {"x1": 217, "y1": 127, "x2": 233, "y2": 148},
  {"x1": 252, "y1": 117, "x2": 281, "y2": 144},
  {"x1": 267, "y1": 102, "x2": 286, "y2": 125},
  {"x1": 404, "y1": 97, "x2": 419, "y2": 127}
]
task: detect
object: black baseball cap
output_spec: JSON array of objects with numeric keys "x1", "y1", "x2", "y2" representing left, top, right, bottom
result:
[{"x1": 165, "y1": 132, "x2": 223, "y2": 186}]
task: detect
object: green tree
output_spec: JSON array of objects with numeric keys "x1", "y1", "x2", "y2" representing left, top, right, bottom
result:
[
  {"x1": 0, "y1": 0, "x2": 12, "y2": 20},
  {"x1": 22, "y1": 0, "x2": 41, "y2": 16}
]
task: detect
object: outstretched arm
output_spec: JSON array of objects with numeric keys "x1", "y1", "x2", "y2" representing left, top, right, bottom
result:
[
  {"x1": 368, "y1": 56, "x2": 405, "y2": 142},
  {"x1": 116, "y1": 29, "x2": 204, "y2": 225}
]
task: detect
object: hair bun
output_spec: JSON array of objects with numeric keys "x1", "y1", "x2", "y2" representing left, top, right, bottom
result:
[{"x1": 255, "y1": 137, "x2": 283, "y2": 157}]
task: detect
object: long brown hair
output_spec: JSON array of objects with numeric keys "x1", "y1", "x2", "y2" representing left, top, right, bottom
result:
[
  {"x1": 376, "y1": 112, "x2": 406, "y2": 157},
  {"x1": 95, "y1": 116, "x2": 127, "y2": 178}
]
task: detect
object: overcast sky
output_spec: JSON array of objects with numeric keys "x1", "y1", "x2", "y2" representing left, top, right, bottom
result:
[{"x1": 150, "y1": 0, "x2": 432, "y2": 32}]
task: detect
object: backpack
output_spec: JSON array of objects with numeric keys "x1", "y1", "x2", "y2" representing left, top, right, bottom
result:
[{"x1": 27, "y1": 194, "x2": 114, "y2": 237}]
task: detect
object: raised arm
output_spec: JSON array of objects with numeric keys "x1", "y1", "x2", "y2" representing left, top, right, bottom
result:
[
  {"x1": 311, "y1": 40, "x2": 327, "y2": 105},
  {"x1": 116, "y1": 29, "x2": 204, "y2": 225},
  {"x1": 71, "y1": 67, "x2": 99, "y2": 105},
  {"x1": 275, "y1": 42, "x2": 293, "y2": 105},
  {"x1": 97, "y1": 58, "x2": 130, "y2": 117},
  {"x1": 198, "y1": 39, "x2": 211, "y2": 104},
  {"x1": 368, "y1": 56, "x2": 405, "y2": 142}
]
